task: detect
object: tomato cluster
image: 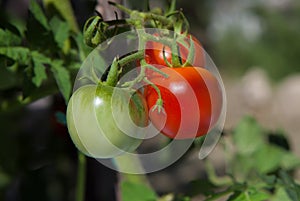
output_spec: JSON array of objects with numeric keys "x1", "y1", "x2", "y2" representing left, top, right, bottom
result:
[{"x1": 143, "y1": 33, "x2": 222, "y2": 139}]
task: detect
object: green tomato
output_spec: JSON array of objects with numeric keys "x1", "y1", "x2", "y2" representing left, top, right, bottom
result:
[{"x1": 66, "y1": 84, "x2": 148, "y2": 158}]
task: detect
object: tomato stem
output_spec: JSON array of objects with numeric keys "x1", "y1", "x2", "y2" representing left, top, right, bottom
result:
[
  {"x1": 109, "y1": 1, "x2": 173, "y2": 28},
  {"x1": 76, "y1": 152, "x2": 86, "y2": 201},
  {"x1": 183, "y1": 35, "x2": 195, "y2": 67},
  {"x1": 171, "y1": 36, "x2": 182, "y2": 67},
  {"x1": 143, "y1": 77, "x2": 165, "y2": 114}
]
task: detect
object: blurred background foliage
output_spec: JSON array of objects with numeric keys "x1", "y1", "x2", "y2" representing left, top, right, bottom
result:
[
  {"x1": 178, "y1": 0, "x2": 300, "y2": 81},
  {"x1": 0, "y1": 0, "x2": 300, "y2": 200}
]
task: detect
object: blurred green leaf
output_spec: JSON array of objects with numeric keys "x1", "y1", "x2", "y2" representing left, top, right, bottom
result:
[
  {"x1": 51, "y1": 60, "x2": 71, "y2": 102},
  {"x1": 278, "y1": 170, "x2": 300, "y2": 201},
  {"x1": 272, "y1": 187, "x2": 293, "y2": 201},
  {"x1": 0, "y1": 47, "x2": 30, "y2": 65},
  {"x1": 227, "y1": 188, "x2": 270, "y2": 201},
  {"x1": 0, "y1": 62, "x2": 18, "y2": 90},
  {"x1": 29, "y1": 0, "x2": 50, "y2": 30},
  {"x1": 281, "y1": 151, "x2": 300, "y2": 170},
  {"x1": 0, "y1": 29, "x2": 22, "y2": 46},
  {"x1": 121, "y1": 181, "x2": 157, "y2": 201},
  {"x1": 72, "y1": 33, "x2": 92, "y2": 61},
  {"x1": 49, "y1": 16, "x2": 70, "y2": 50},
  {"x1": 253, "y1": 145, "x2": 284, "y2": 174},
  {"x1": 0, "y1": 169, "x2": 11, "y2": 188},
  {"x1": 31, "y1": 51, "x2": 50, "y2": 87},
  {"x1": 233, "y1": 116, "x2": 264, "y2": 155}
]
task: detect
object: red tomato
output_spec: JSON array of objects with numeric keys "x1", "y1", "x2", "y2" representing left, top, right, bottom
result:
[
  {"x1": 145, "y1": 34, "x2": 205, "y2": 68},
  {"x1": 144, "y1": 67, "x2": 222, "y2": 139}
]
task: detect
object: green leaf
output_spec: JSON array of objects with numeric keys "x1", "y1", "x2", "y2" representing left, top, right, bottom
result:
[
  {"x1": 8, "y1": 17, "x2": 27, "y2": 38},
  {"x1": 0, "y1": 29, "x2": 22, "y2": 46},
  {"x1": 121, "y1": 181, "x2": 157, "y2": 201},
  {"x1": 252, "y1": 145, "x2": 284, "y2": 174},
  {"x1": 272, "y1": 187, "x2": 293, "y2": 201},
  {"x1": 278, "y1": 170, "x2": 300, "y2": 201},
  {"x1": 281, "y1": 151, "x2": 300, "y2": 170},
  {"x1": 233, "y1": 116, "x2": 265, "y2": 155},
  {"x1": 49, "y1": 16, "x2": 70, "y2": 50},
  {"x1": 29, "y1": 0, "x2": 49, "y2": 30},
  {"x1": 51, "y1": 60, "x2": 71, "y2": 102},
  {"x1": 0, "y1": 47, "x2": 30, "y2": 65},
  {"x1": 31, "y1": 51, "x2": 50, "y2": 87},
  {"x1": 253, "y1": 145, "x2": 300, "y2": 174},
  {"x1": 227, "y1": 188, "x2": 270, "y2": 201}
]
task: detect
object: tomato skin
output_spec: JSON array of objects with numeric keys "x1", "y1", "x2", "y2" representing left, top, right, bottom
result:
[
  {"x1": 145, "y1": 34, "x2": 205, "y2": 68},
  {"x1": 144, "y1": 67, "x2": 222, "y2": 139},
  {"x1": 66, "y1": 84, "x2": 148, "y2": 158}
]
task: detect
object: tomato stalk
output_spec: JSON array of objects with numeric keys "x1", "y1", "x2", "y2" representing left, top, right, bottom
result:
[
  {"x1": 143, "y1": 77, "x2": 165, "y2": 113},
  {"x1": 76, "y1": 152, "x2": 86, "y2": 201},
  {"x1": 108, "y1": 1, "x2": 173, "y2": 28},
  {"x1": 182, "y1": 35, "x2": 195, "y2": 67}
]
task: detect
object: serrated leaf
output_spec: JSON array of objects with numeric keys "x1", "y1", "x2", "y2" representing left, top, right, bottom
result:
[
  {"x1": 51, "y1": 60, "x2": 71, "y2": 102},
  {"x1": 49, "y1": 16, "x2": 70, "y2": 50},
  {"x1": 0, "y1": 29, "x2": 22, "y2": 46},
  {"x1": 121, "y1": 181, "x2": 157, "y2": 201},
  {"x1": 31, "y1": 51, "x2": 50, "y2": 87},
  {"x1": 0, "y1": 47, "x2": 30, "y2": 65},
  {"x1": 29, "y1": 0, "x2": 49, "y2": 30},
  {"x1": 233, "y1": 116, "x2": 265, "y2": 155}
]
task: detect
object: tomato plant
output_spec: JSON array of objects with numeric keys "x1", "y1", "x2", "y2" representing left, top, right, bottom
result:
[
  {"x1": 66, "y1": 84, "x2": 148, "y2": 158},
  {"x1": 144, "y1": 67, "x2": 222, "y2": 139},
  {"x1": 145, "y1": 34, "x2": 205, "y2": 68}
]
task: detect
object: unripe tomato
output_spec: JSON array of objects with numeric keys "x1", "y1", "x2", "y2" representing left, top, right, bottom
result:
[
  {"x1": 144, "y1": 67, "x2": 222, "y2": 139},
  {"x1": 66, "y1": 84, "x2": 148, "y2": 158},
  {"x1": 145, "y1": 34, "x2": 205, "y2": 67}
]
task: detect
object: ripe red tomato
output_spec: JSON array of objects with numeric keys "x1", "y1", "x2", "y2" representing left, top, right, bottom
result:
[
  {"x1": 145, "y1": 34, "x2": 205, "y2": 68},
  {"x1": 144, "y1": 67, "x2": 222, "y2": 139}
]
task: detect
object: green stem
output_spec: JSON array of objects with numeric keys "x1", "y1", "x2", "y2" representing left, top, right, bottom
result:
[
  {"x1": 76, "y1": 152, "x2": 87, "y2": 201},
  {"x1": 108, "y1": 1, "x2": 173, "y2": 27},
  {"x1": 204, "y1": 159, "x2": 233, "y2": 186},
  {"x1": 171, "y1": 37, "x2": 181, "y2": 67},
  {"x1": 108, "y1": 1, "x2": 133, "y2": 15},
  {"x1": 118, "y1": 51, "x2": 144, "y2": 66},
  {"x1": 183, "y1": 35, "x2": 195, "y2": 67}
]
